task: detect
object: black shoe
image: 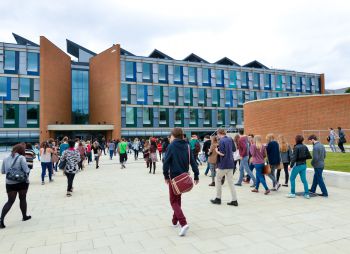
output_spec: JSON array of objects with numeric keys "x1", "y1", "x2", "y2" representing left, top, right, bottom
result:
[
  {"x1": 208, "y1": 182, "x2": 215, "y2": 187},
  {"x1": 0, "y1": 219, "x2": 5, "y2": 229},
  {"x1": 309, "y1": 189, "x2": 315, "y2": 194},
  {"x1": 210, "y1": 198, "x2": 221, "y2": 205},
  {"x1": 317, "y1": 193, "x2": 329, "y2": 197},
  {"x1": 227, "y1": 201, "x2": 238, "y2": 206},
  {"x1": 23, "y1": 215, "x2": 31, "y2": 221},
  {"x1": 282, "y1": 184, "x2": 288, "y2": 187}
]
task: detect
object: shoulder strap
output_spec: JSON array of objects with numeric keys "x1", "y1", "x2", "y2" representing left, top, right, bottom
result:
[
  {"x1": 188, "y1": 145, "x2": 191, "y2": 166},
  {"x1": 10, "y1": 155, "x2": 20, "y2": 169}
]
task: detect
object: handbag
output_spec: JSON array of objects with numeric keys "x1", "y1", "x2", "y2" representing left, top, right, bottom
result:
[
  {"x1": 263, "y1": 163, "x2": 271, "y2": 175},
  {"x1": 170, "y1": 146, "x2": 194, "y2": 195},
  {"x1": 58, "y1": 158, "x2": 66, "y2": 170},
  {"x1": 6, "y1": 155, "x2": 27, "y2": 182}
]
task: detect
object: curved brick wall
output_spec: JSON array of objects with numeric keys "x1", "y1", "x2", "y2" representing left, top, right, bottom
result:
[{"x1": 244, "y1": 94, "x2": 350, "y2": 144}]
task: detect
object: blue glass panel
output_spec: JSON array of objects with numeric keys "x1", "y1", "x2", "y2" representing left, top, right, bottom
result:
[
  {"x1": 188, "y1": 67, "x2": 197, "y2": 84},
  {"x1": 121, "y1": 83, "x2": 128, "y2": 101},
  {"x1": 202, "y1": 68, "x2": 211, "y2": 86},
  {"x1": 225, "y1": 90, "x2": 232, "y2": 107},
  {"x1": 126, "y1": 61, "x2": 136, "y2": 81},
  {"x1": 19, "y1": 78, "x2": 30, "y2": 98},
  {"x1": 229, "y1": 71, "x2": 236, "y2": 88},
  {"x1": 27, "y1": 52, "x2": 39, "y2": 72},
  {"x1": 4, "y1": 50, "x2": 16, "y2": 71},
  {"x1": 184, "y1": 87, "x2": 191, "y2": 103},
  {"x1": 216, "y1": 69, "x2": 224, "y2": 87},
  {"x1": 198, "y1": 88, "x2": 205, "y2": 104},
  {"x1": 169, "y1": 86, "x2": 177, "y2": 103},
  {"x1": 0, "y1": 77, "x2": 7, "y2": 97},
  {"x1": 72, "y1": 70, "x2": 89, "y2": 124},
  {"x1": 264, "y1": 74, "x2": 271, "y2": 90},
  {"x1": 174, "y1": 66, "x2": 183, "y2": 84},
  {"x1": 253, "y1": 73, "x2": 260, "y2": 88},
  {"x1": 296, "y1": 76, "x2": 302, "y2": 92},
  {"x1": 159, "y1": 64, "x2": 168, "y2": 83},
  {"x1": 154, "y1": 86, "x2": 161, "y2": 103},
  {"x1": 142, "y1": 63, "x2": 152, "y2": 82}
]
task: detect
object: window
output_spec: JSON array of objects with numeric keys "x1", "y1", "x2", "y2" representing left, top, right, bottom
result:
[
  {"x1": 216, "y1": 69, "x2": 224, "y2": 87},
  {"x1": 202, "y1": 68, "x2": 211, "y2": 86},
  {"x1": 4, "y1": 104, "x2": 16, "y2": 124},
  {"x1": 153, "y1": 86, "x2": 162, "y2": 103},
  {"x1": 217, "y1": 110, "x2": 224, "y2": 125},
  {"x1": 19, "y1": 78, "x2": 30, "y2": 98},
  {"x1": 263, "y1": 92, "x2": 269, "y2": 99},
  {"x1": 212, "y1": 89, "x2": 219, "y2": 106},
  {"x1": 27, "y1": 104, "x2": 39, "y2": 125},
  {"x1": 230, "y1": 110, "x2": 236, "y2": 124},
  {"x1": 142, "y1": 63, "x2": 152, "y2": 82},
  {"x1": 72, "y1": 70, "x2": 89, "y2": 124},
  {"x1": 225, "y1": 90, "x2": 232, "y2": 107},
  {"x1": 174, "y1": 66, "x2": 183, "y2": 84},
  {"x1": 137, "y1": 85, "x2": 146, "y2": 103},
  {"x1": 159, "y1": 108, "x2": 167, "y2": 125},
  {"x1": 241, "y1": 72, "x2": 248, "y2": 88},
  {"x1": 238, "y1": 91, "x2": 245, "y2": 106},
  {"x1": 0, "y1": 77, "x2": 7, "y2": 97},
  {"x1": 4, "y1": 50, "x2": 16, "y2": 71},
  {"x1": 306, "y1": 77, "x2": 312, "y2": 92},
  {"x1": 158, "y1": 64, "x2": 168, "y2": 83},
  {"x1": 286, "y1": 76, "x2": 292, "y2": 91},
  {"x1": 189, "y1": 109, "x2": 197, "y2": 125},
  {"x1": 253, "y1": 73, "x2": 260, "y2": 89},
  {"x1": 27, "y1": 52, "x2": 39, "y2": 72},
  {"x1": 204, "y1": 109, "x2": 211, "y2": 125},
  {"x1": 143, "y1": 108, "x2": 152, "y2": 125},
  {"x1": 126, "y1": 107, "x2": 135, "y2": 125},
  {"x1": 184, "y1": 87, "x2": 191, "y2": 104},
  {"x1": 175, "y1": 108, "x2": 183, "y2": 125},
  {"x1": 169, "y1": 86, "x2": 177, "y2": 103},
  {"x1": 121, "y1": 83, "x2": 129, "y2": 102},
  {"x1": 125, "y1": 61, "x2": 136, "y2": 81},
  {"x1": 188, "y1": 67, "x2": 197, "y2": 84},
  {"x1": 229, "y1": 71, "x2": 236, "y2": 88},
  {"x1": 296, "y1": 76, "x2": 302, "y2": 92},
  {"x1": 249, "y1": 91, "x2": 257, "y2": 101},
  {"x1": 198, "y1": 88, "x2": 206, "y2": 105},
  {"x1": 315, "y1": 78, "x2": 321, "y2": 93},
  {"x1": 276, "y1": 75, "x2": 283, "y2": 90},
  {"x1": 264, "y1": 74, "x2": 271, "y2": 90}
]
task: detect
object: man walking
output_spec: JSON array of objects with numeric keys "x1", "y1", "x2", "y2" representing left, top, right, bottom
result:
[
  {"x1": 118, "y1": 138, "x2": 128, "y2": 169},
  {"x1": 202, "y1": 135, "x2": 211, "y2": 175},
  {"x1": 211, "y1": 129, "x2": 238, "y2": 206},
  {"x1": 308, "y1": 135, "x2": 328, "y2": 197},
  {"x1": 235, "y1": 129, "x2": 256, "y2": 187},
  {"x1": 338, "y1": 127, "x2": 346, "y2": 153},
  {"x1": 163, "y1": 128, "x2": 199, "y2": 237}
]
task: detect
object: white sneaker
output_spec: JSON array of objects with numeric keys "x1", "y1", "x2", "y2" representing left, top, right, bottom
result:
[
  {"x1": 304, "y1": 194, "x2": 310, "y2": 199},
  {"x1": 179, "y1": 224, "x2": 189, "y2": 236},
  {"x1": 286, "y1": 193, "x2": 296, "y2": 198}
]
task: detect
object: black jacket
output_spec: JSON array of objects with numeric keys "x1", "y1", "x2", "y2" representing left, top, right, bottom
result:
[
  {"x1": 163, "y1": 139, "x2": 199, "y2": 180},
  {"x1": 202, "y1": 140, "x2": 211, "y2": 156},
  {"x1": 290, "y1": 144, "x2": 312, "y2": 167}
]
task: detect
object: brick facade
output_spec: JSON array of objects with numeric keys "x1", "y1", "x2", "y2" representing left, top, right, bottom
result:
[{"x1": 244, "y1": 94, "x2": 350, "y2": 144}]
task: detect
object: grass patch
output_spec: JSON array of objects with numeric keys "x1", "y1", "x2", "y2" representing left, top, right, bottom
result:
[{"x1": 307, "y1": 152, "x2": 350, "y2": 173}]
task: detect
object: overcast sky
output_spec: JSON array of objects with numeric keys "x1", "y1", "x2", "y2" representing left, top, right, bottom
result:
[{"x1": 1, "y1": 0, "x2": 350, "y2": 89}]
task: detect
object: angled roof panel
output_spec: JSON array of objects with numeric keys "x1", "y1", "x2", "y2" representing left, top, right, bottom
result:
[
  {"x1": 12, "y1": 33, "x2": 39, "y2": 47},
  {"x1": 66, "y1": 39, "x2": 96, "y2": 59},
  {"x1": 148, "y1": 49, "x2": 173, "y2": 60},
  {"x1": 215, "y1": 57, "x2": 240, "y2": 67},
  {"x1": 120, "y1": 48, "x2": 135, "y2": 56},
  {"x1": 183, "y1": 53, "x2": 209, "y2": 63},
  {"x1": 243, "y1": 60, "x2": 269, "y2": 69}
]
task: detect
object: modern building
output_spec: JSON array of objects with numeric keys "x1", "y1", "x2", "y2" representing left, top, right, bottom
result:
[{"x1": 0, "y1": 33, "x2": 325, "y2": 144}]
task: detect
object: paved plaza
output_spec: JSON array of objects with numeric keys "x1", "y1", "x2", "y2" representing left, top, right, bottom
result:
[{"x1": 0, "y1": 154, "x2": 350, "y2": 254}]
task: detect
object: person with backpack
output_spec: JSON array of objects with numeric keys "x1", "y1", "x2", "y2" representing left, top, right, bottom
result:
[
  {"x1": 287, "y1": 135, "x2": 312, "y2": 199},
  {"x1": 157, "y1": 140, "x2": 163, "y2": 160},
  {"x1": 1, "y1": 144, "x2": 31, "y2": 228},
  {"x1": 163, "y1": 128, "x2": 199, "y2": 237}
]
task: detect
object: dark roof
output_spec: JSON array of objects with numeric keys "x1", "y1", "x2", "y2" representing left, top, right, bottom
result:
[
  {"x1": 120, "y1": 48, "x2": 135, "y2": 56},
  {"x1": 243, "y1": 60, "x2": 269, "y2": 69},
  {"x1": 183, "y1": 53, "x2": 209, "y2": 63},
  {"x1": 215, "y1": 57, "x2": 240, "y2": 66},
  {"x1": 12, "y1": 33, "x2": 39, "y2": 47},
  {"x1": 66, "y1": 39, "x2": 96, "y2": 59},
  {"x1": 148, "y1": 49, "x2": 173, "y2": 60}
]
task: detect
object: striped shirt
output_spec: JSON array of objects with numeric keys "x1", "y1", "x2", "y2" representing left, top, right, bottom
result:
[{"x1": 25, "y1": 149, "x2": 36, "y2": 169}]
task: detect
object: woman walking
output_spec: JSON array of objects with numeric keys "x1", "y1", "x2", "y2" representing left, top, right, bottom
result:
[
  {"x1": 60, "y1": 140, "x2": 81, "y2": 197},
  {"x1": 143, "y1": 140, "x2": 151, "y2": 169},
  {"x1": 132, "y1": 138, "x2": 141, "y2": 160},
  {"x1": 77, "y1": 142, "x2": 86, "y2": 170},
  {"x1": 278, "y1": 135, "x2": 292, "y2": 187},
  {"x1": 157, "y1": 140, "x2": 163, "y2": 160},
  {"x1": 92, "y1": 141, "x2": 102, "y2": 169},
  {"x1": 250, "y1": 135, "x2": 270, "y2": 195},
  {"x1": 40, "y1": 141, "x2": 54, "y2": 185},
  {"x1": 207, "y1": 136, "x2": 219, "y2": 186},
  {"x1": 149, "y1": 139, "x2": 158, "y2": 174},
  {"x1": 86, "y1": 141, "x2": 92, "y2": 165},
  {"x1": 266, "y1": 134, "x2": 281, "y2": 191},
  {"x1": 51, "y1": 141, "x2": 59, "y2": 173},
  {"x1": 287, "y1": 135, "x2": 312, "y2": 199},
  {"x1": 1, "y1": 144, "x2": 31, "y2": 228},
  {"x1": 233, "y1": 134, "x2": 241, "y2": 172},
  {"x1": 328, "y1": 128, "x2": 337, "y2": 152}
]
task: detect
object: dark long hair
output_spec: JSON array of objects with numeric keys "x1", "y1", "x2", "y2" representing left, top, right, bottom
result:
[
  {"x1": 12, "y1": 143, "x2": 25, "y2": 157},
  {"x1": 41, "y1": 141, "x2": 49, "y2": 154}
]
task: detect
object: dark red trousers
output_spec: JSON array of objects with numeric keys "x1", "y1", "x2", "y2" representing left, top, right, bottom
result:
[{"x1": 169, "y1": 183, "x2": 187, "y2": 226}]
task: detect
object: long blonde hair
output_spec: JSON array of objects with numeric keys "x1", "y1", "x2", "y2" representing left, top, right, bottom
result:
[
  {"x1": 278, "y1": 134, "x2": 289, "y2": 152},
  {"x1": 210, "y1": 135, "x2": 218, "y2": 145},
  {"x1": 254, "y1": 135, "x2": 263, "y2": 150}
]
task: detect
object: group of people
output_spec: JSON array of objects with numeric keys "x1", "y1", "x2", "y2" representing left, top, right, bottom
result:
[{"x1": 328, "y1": 127, "x2": 347, "y2": 153}]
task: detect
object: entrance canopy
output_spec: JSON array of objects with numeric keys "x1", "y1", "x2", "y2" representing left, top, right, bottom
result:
[{"x1": 47, "y1": 124, "x2": 114, "y2": 131}]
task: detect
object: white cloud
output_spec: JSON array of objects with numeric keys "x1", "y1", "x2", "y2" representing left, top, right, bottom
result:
[{"x1": 1, "y1": 0, "x2": 350, "y2": 89}]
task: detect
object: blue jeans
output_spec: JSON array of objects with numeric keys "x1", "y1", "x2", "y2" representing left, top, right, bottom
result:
[
  {"x1": 237, "y1": 156, "x2": 256, "y2": 184},
  {"x1": 254, "y1": 163, "x2": 269, "y2": 190},
  {"x1": 290, "y1": 164, "x2": 309, "y2": 195},
  {"x1": 205, "y1": 155, "x2": 210, "y2": 175},
  {"x1": 41, "y1": 162, "x2": 52, "y2": 182},
  {"x1": 109, "y1": 150, "x2": 114, "y2": 159},
  {"x1": 310, "y1": 168, "x2": 328, "y2": 196}
]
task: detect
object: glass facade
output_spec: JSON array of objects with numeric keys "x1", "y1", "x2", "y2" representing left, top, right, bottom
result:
[
  {"x1": 174, "y1": 66, "x2": 183, "y2": 84},
  {"x1": 229, "y1": 71, "x2": 236, "y2": 88},
  {"x1": 169, "y1": 86, "x2": 177, "y2": 103},
  {"x1": 188, "y1": 67, "x2": 197, "y2": 84},
  {"x1": 143, "y1": 108, "x2": 152, "y2": 125},
  {"x1": 27, "y1": 52, "x2": 39, "y2": 72},
  {"x1": 142, "y1": 63, "x2": 152, "y2": 82},
  {"x1": 253, "y1": 73, "x2": 260, "y2": 89},
  {"x1": 4, "y1": 104, "x2": 16, "y2": 124},
  {"x1": 202, "y1": 68, "x2": 211, "y2": 86},
  {"x1": 158, "y1": 64, "x2": 168, "y2": 83},
  {"x1": 126, "y1": 61, "x2": 136, "y2": 81},
  {"x1": 19, "y1": 78, "x2": 30, "y2": 98},
  {"x1": 216, "y1": 69, "x2": 224, "y2": 87},
  {"x1": 4, "y1": 50, "x2": 16, "y2": 71},
  {"x1": 72, "y1": 70, "x2": 89, "y2": 124},
  {"x1": 0, "y1": 77, "x2": 7, "y2": 97},
  {"x1": 27, "y1": 104, "x2": 39, "y2": 125},
  {"x1": 126, "y1": 107, "x2": 135, "y2": 125}
]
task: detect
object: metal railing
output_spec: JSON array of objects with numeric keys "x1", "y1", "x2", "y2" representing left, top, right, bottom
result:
[{"x1": 211, "y1": 125, "x2": 240, "y2": 136}]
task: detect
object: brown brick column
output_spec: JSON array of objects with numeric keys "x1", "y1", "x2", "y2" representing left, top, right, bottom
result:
[
  {"x1": 89, "y1": 45, "x2": 121, "y2": 140},
  {"x1": 39, "y1": 36, "x2": 71, "y2": 143},
  {"x1": 320, "y1": 74, "x2": 326, "y2": 94}
]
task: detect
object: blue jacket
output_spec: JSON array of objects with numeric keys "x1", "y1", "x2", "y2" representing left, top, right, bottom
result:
[
  {"x1": 266, "y1": 141, "x2": 281, "y2": 165},
  {"x1": 217, "y1": 136, "x2": 235, "y2": 169},
  {"x1": 163, "y1": 139, "x2": 199, "y2": 180}
]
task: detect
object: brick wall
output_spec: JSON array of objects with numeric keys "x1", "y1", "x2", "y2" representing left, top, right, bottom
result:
[{"x1": 244, "y1": 94, "x2": 350, "y2": 145}]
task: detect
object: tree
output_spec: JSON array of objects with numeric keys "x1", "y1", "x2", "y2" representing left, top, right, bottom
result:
[{"x1": 345, "y1": 87, "x2": 350, "y2": 93}]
